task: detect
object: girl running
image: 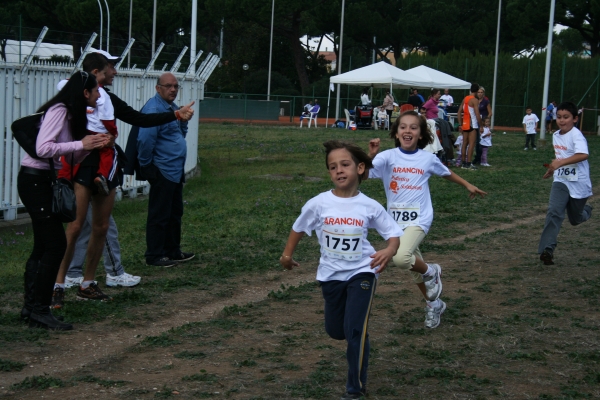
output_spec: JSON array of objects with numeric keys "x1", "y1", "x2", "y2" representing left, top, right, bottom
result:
[
  {"x1": 280, "y1": 140, "x2": 402, "y2": 400},
  {"x1": 368, "y1": 111, "x2": 487, "y2": 329}
]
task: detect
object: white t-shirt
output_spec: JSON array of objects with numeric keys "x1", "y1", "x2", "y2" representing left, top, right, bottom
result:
[
  {"x1": 480, "y1": 126, "x2": 492, "y2": 147},
  {"x1": 552, "y1": 127, "x2": 592, "y2": 199},
  {"x1": 468, "y1": 105, "x2": 479, "y2": 129},
  {"x1": 292, "y1": 190, "x2": 402, "y2": 282},
  {"x1": 440, "y1": 94, "x2": 453, "y2": 106},
  {"x1": 370, "y1": 148, "x2": 451, "y2": 234},
  {"x1": 86, "y1": 87, "x2": 114, "y2": 133},
  {"x1": 522, "y1": 114, "x2": 539, "y2": 134},
  {"x1": 361, "y1": 93, "x2": 371, "y2": 105}
]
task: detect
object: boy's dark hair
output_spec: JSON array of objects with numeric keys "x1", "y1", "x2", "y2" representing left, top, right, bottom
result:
[
  {"x1": 82, "y1": 52, "x2": 109, "y2": 74},
  {"x1": 470, "y1": 83, "x2": 479, "y2": 93},
  {"x1": 323, "y1": 140, "x2": 373, "y2": 183},
  {"x1": 525, "y1": 106, "x2": 532, "y2": 110},
  {"x1": 556, "y1": 102, "x2": 578, "y2": 119},
  {"x1": 389, "y1": 111, "x2": 434, "y2": 149}
]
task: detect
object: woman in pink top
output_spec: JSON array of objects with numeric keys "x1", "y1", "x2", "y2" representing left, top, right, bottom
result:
[
  {"x1": 17, "y1": 71, "x2": 107, "y2": 331},
  {"x1": 422, "y1": 89, "x2": 442, "y2": 120}
]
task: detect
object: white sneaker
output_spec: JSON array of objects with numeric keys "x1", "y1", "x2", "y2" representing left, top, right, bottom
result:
[
  {"x1": 65, "y1": 276, "x2": 83, "y2": 289},
  {"x1": 106, "y1": 272, "x2": 141, "y2": 287},
  {"x1": 524, "y1": 147, "x2": 528, "y2": 151},
  {"x1": 481, "y1": 163, "x2": 491, "y2": 167},
  {"x1": 424, "y1": 300, "x2": 447, "y2": 329},
  {"x1": 423, "y1": 263, "x2": 443, "y2": 301}
]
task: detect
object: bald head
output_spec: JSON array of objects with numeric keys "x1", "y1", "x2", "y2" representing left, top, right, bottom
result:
[{"x1": 156, "y1": 72, "x2": 179, "y2": 103}]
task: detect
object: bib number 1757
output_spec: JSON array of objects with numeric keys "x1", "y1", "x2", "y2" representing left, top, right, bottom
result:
[{"x1": 323, "y1": 226, "x2": 362, "y2": 261}]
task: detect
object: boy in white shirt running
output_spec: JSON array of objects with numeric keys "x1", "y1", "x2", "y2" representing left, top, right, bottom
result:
[
  {"x1": 280, "y1": 140, "x2": 402, "y2": 400},
  {"x1": 369, "y1": 111, "x2": 487, "y2": 329},
  {"x1": 522, "y1": 107, "x2": 539, "y2": 151},
  {"x1": 538, "y1": 102, "x2": 593, "y2": 265}
]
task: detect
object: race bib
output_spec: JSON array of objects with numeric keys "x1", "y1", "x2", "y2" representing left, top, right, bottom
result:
[
  {"x1": 389, "y1": 202, "x2": 420, "y2": 228},
  {"x1": 555, "y1": 164, "x2": 578, "y2": 182},
  {"x1": 322, "y1": 226, "x2": 363, "y2": 261}
]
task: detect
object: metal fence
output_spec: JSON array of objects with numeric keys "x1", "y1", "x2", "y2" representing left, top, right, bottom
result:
[{"x1": 1, "y1": 28, "x2": 219, "y2": 220}]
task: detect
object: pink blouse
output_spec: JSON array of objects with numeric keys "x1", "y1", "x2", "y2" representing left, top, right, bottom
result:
[
  {"x1": 20, "y1": 104, "x2": 89, "y2": 170},
  {"x1": 423, "y1": 98, "x2": 440, "y2": 120}
]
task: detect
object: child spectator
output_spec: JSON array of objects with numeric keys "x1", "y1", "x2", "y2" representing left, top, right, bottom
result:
[
  {"x1": 480, "y1": 118, "x2": 492, "y2": 166},
  {"x1": 280, "y1": 140, "x2": 402, "y2": 400},
  {"x1": 454, "y1": 131, "x2": 464, "y2": 167},
  {"x1": 538, "y1": 102, "x2": 593, "y2": 265},
  {"x1": 522, "y1": 106, "x2": 539, "y2": 151},
  {"x1": 545, "y1": 101, "x2": 556, "y2": 132},
  {"x1": 377, "y1": 105, "x2": 388, "y2": 129}
]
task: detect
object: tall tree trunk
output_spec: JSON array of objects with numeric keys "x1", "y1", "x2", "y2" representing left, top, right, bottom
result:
[{"x1": 285, "y1": 11, "x2": 310, "y2": 96}]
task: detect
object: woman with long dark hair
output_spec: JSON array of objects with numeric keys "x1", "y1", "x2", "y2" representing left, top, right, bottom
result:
[{"x1": 18, "y1": 71, "x2": 108, "y2": 330}]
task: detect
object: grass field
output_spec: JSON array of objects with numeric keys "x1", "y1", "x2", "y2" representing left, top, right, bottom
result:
[{"x1": 1, "y1": 124, "x2": 599, "y2": 399}]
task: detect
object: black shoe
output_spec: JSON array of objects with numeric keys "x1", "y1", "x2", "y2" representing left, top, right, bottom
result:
[
  {"x1": 146, "y1": 257, "x2": 178, "y2": 268},
  {"x1": 51, "y1": 287, "x2": 65, "y2": 309},
  {"x1": 340, "y1": 390, "x2": 367, "y2": 400},
  {"x1": 77, "y1": 282, "x2": 112, "y2": 302},
  {"x1": 94, "y1": 175, "x2": 110, "y2": 196},
  {"x1": 29, "y1": 309, "x2": 73, "y2": 331},
  {"x1": 540, "y1": 249, "x2": 554, "y2": 265},
  {"x1": 169, "y1": 252, "x2": 195, "y2": 263},
  {"x1": 21, "y1": 259, "x2": 40, "y2": 321},
  {"x1": 21, "y1": 306, "x2": 64, "y2": 322}
]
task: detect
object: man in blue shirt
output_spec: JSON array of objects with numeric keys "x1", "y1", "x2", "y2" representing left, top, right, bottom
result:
[{"x1": 137, "y1": 72, "x2": 195, "y2": 267}]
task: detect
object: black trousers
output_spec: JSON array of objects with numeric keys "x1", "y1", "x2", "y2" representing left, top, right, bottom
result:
[
  {"x1": 17, "y1": 169, "x2": 67, "y2": 308},
  {"x1": 145, "y1": 167, "x2": 183, "y2": 261},
  {"x1": 525, "y1": 134, "x2": 536, "y2": 148},
  {"x1": 320, "y1": 272, "x2": 376, "y2": 394}
]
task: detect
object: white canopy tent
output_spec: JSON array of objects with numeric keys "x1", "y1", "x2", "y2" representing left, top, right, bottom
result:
[
  {"x1": 326, "y1": 61, "x2": 428, "y2": 127},
  {"x1": 405, "y1": 65, "x2": 471, "y2": 89}
]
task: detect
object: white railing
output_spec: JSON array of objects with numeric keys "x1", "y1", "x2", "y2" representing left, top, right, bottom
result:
[{"x1": 1, "y1": 59, "x2": 216, "y2": 220}]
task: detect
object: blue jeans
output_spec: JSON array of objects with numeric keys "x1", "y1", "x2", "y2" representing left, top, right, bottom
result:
[
  {"x1": 66, "y1": 203, "x2": 124, "y2": 278},
  {"x1": 538, "y1": 182, "x2": 591, "y2": 254}
]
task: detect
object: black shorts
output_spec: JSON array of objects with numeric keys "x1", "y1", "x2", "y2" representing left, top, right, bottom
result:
[{"x1": 75, "y1": 150, "x2": 123, "y2": 194}]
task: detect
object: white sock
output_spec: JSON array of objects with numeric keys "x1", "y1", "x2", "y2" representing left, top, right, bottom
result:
[
  {"x1": 427, "y1": 299, "x2": 440, "y2": 308},
  {"x1": 81, "y1": 280, "x2": 94, "y2": 289},
  {"x1": 54, "y1": 283, "x2": 65, "y2": 289},
  {"x1": 422, "y1": 264, "x2": 434, "y2": 278}
]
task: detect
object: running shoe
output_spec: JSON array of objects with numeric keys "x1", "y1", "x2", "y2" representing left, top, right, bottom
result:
[
  {"x1": 533, "y1": 147, "x2": 537, "y2": 151},
  {"x1": 540, "y1": 249, "x2": 554, "y2": 265},
  {"x1": 146, "y1": 257, "x2": 177, "y2": 268},
  {"x1": 423, "y1": 263, "x2": 443, "y2": 301},
  {"x1": 77, "y1": 282, "x2": 112, "y2": 302},
  {"x1": 424, "y1": 300, "x2": 447, "y2": 329},
  {"x1": 106, "y1": 272, "x2": 141, "y2": 287},
  {"x1": 65, "y1": 276, "x2": 83, "y2": 289},
  {"x1": 51, "y1": 287, "x2": 65, "y2": 309},
  {"x1": 524, "y1": 147, "x2": 528, "y2": 150},
  {"x1": 94, "y1": 175, "x2": 110, "y2": 196},
  {"x1": 169, "y1": 252, "x2": 195, "y2": 263}
]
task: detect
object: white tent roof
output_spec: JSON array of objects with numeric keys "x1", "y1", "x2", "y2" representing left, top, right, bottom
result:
[
  {"x1": 2, "y1": 40, "x2": 73, "y2": 64},
  {"x1": 405, "y1": 65, "x2": 471, "y2": 89},
  {"x1": 329, "y1": 61, "x2": 427, "y2": 89}
]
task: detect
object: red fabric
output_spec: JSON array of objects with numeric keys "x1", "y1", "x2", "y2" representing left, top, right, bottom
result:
[
  {"x1": 101, "y1": 119, "x2": 118, "y2": 138},
  {"x1": 97, "y1": 147, "x2": 115, "y2": 178},
  {"x1": 57, "y1": 155, "x2": 80, "y2": 180},
  {"x1": 400, "y1": 104, "x2": 415, "y2": 114}
]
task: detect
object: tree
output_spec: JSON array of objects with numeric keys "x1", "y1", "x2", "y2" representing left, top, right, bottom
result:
[{"x1": 556, "y1": 0, "x2": 600, "y2": 57}]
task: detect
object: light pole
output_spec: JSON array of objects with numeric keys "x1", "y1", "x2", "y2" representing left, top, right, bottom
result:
[
  {"x1": 491, "y1": 0, "x2": 501, "y2": 130},
  {"x1": 103, "y1": 0, "x2": 110, "y2": 51},
  {"x1": 128, "y1": 0, "x2": 132, "y2": 67},
  {"x1": 152, "y1": 0, "x2": 157, "y2": 56},
  {"x1": 191, "y1": 0, "x2": 197, "y2": 72},
  {"x1": 540, "y1": 0, "x2": 556, "y2": 143},
  {"x1": 96, "y1": 0, "x2": 103, "y2": 49},
  {"x1": 267, "y1": 0, "x2": 275, "y2": 101},
  {"x1": 335, "y1": 0, "x2": 345, "y2": 121}
]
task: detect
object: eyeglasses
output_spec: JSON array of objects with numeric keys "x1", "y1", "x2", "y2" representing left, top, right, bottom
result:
[{"x1": 158, "y1": 84, "x2": 180, "y2": 90}]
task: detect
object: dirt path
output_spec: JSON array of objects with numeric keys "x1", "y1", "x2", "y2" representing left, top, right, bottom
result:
[{"x1": 2, "y1": 193, "x2": 596, "y2": 389}]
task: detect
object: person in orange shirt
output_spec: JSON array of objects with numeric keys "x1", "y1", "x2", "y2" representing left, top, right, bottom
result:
[{"x1": 457, "y1": 83, "x2": 483, "y2": 170}]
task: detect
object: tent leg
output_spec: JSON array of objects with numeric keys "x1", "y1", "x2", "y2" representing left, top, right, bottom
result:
[{"x1": 326, "y1": 89, "x2": 331, "y2": 128}]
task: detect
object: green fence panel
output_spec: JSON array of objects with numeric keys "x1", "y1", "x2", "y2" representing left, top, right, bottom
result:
[{"x1": 199, "y1": 98, "x2": 280, "y2": 120}]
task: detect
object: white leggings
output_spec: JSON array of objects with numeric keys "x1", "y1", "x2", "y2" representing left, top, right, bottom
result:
[{"x1": 392, "y1": 226, "x2": 426, "y2": 283}]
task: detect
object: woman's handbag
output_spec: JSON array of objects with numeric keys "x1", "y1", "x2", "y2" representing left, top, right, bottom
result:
[
  {"x1": 48, "y1": 156, "x2": 77, "y2": 223},
  {"x1": 11, "y1": 112, "x2": 45, "y2": 159}
]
